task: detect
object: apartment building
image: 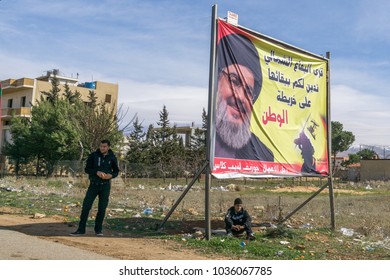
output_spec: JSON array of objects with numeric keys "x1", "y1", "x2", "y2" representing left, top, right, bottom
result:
[{"x1": 0, "y1": 69, "x2": 118, "y2": 148}]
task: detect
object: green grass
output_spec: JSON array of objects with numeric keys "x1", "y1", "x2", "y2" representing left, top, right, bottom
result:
[
  {"x1": 164, "y1": 227, "x2": 390, "y2": 260},
  {"x1": 0, "y1": 189, "x2": 80, "y2": 216}
]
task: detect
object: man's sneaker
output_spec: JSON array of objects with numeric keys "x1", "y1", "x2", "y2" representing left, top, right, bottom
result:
[
  {"x1": 70, "y1": 230, "x2": 85, "y2": 236},
  {"x1": 247, "y1": 233, "x2": 256, "y2": 240},
  {"x1": 226, "y1": 232, "x2": 233, "y2": 237},
  {"x1": 95, "y1": 232, "x2": 104, "y2": 236}
]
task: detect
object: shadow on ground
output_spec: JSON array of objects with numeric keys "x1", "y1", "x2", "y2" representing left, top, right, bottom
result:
[{"x1": 0, "y1": 216, "x2": 227, "y2": 238}]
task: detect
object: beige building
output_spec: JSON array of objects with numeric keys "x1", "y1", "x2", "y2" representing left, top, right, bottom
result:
[{"x1": 0, "y1": 69, "x2": 118, "y2": 148}]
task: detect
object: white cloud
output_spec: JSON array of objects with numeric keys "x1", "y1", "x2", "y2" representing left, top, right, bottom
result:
[
  {"x1": 115, "y1": 79, "x2": 208, "y2": 129},
  {"x1": 331, "y1": 84, "x2": 390, "y2": 146}
]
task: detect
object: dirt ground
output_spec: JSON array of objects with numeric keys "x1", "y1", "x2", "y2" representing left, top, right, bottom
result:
[
  {"x1": 0, "y1": 209, "x2": 230, "y2": 260},
  {"x1": 269, "y1": 185, "x2": 370, "y2": 194},
  {"x1": 2, "y1": 177, "x2": 390, "y2": 260}
]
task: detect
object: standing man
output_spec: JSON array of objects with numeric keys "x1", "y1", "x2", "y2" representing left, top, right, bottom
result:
[{"x1": 71, "y1": 140, "x2": 119, "y2": 236}]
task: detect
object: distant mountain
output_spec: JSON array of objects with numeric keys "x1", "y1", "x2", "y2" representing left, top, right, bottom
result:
[{"x1": 337, "y1": 144, "x2": 390, "y2": 159}]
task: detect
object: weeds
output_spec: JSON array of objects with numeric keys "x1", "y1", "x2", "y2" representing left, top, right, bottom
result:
[
  {"x1": 1, "y1": 176, "x2": 390, "y2": 259},
  {"x1": 264, "y1": 225, "x2": 296, "y2": 239}
]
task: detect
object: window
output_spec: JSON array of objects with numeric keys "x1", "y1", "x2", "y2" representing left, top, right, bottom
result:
[
  {"x1": 7, "y1": 99, "x2": 13, "y2": 108},
  {"x1": 105, "y1": 94, "x2": 112, "y2": 103},
  {"x1": 20, "y1": 96, "x2": 26, "y2": 107}
]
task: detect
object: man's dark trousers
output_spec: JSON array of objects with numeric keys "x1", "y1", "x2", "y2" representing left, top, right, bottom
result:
[{"x1": 78, "y1": 182, "x2": 111, "y2": 233}]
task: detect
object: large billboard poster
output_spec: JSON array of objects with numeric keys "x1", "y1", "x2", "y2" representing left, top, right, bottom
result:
[{"x1": 212, "y1": 19, "x2": 329, "y2": 178}]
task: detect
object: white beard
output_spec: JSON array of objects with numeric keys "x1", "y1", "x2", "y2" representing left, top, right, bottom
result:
[{"x1": 215, "y1": 94, "x2": 251, "y2": 149}]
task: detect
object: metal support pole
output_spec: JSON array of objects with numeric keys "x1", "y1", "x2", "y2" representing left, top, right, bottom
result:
[
  {"x1": 204, "y1": 4, "x2": 218, "y2": 240},
  {"x1": 326, "y1": 51, "x2": 336, "y2": 230},
  {"x1": 280, "y1": 182, "x2": 329, "y2": 223},
  {"x1": 158, "y1": 161, "x2": 209, "y2": 231},
  {"x1": 328, "y1": 178, "x2": 336, "y2": 229},
  {"x1": 204, "y1": 165, "x2": 212, "y2": 240}
]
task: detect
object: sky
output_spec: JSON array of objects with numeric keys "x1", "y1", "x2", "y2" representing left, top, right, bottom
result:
[{"x1": 1, "y1": 0, "x2": 390, "y2": 147}]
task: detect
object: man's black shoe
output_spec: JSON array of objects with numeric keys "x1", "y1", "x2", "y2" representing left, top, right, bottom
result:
[
  {"x1": 70, "y1": 230, "x2": 85, "y2": 236},
  {"x1": 95, "y1": 232, "x2": 104, "y2": 236}
]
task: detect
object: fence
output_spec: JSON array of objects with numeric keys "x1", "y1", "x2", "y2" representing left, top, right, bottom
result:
[
  {"x1": 3, "y1": 159, "x2": 201, "y2": 180},
  {"x1": 3, "y1": 159, "x2": 85, "y2": 178}
]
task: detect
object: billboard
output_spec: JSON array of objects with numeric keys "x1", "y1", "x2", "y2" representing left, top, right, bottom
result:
[{"x1": 211, "y1": 19, "x2": 329, "y2": 178}]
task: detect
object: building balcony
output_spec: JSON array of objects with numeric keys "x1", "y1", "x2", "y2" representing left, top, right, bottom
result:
[
  {"x1": 1, "y1": 107, "x2": 32, "y2": 120},
  {"x1": 1, "y1": 78, "x2": 34, "y2": 93}
]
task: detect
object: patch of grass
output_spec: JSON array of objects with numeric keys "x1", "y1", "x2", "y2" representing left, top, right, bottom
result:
[
  {"x1": 167, "y1": 234, "x2": 311, "y2": 260},
  {"x1": 264, "y1": 225, "x2": 297, "y2": 239},
  {"x1": 46, "y1": 179, "x2": 66, "y2": 188},
  {"x1": 104, "y1": 216, "x2": 166, "y2": 237},
  {"x1": 0, "y1": 188, "x2": 81, "y2": 216},
  {"x1": 166, "y1": 227, "x2": 390, "y2": 260}
]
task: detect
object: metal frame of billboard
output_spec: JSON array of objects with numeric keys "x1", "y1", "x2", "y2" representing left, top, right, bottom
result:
[{"x1": 159, "y1": 4, "x2": 335, "y2": 240}]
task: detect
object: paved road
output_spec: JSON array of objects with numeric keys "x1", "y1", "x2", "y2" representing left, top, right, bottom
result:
[{"x1": 0, "y1": 229, "x2": 116, "y2": 260}]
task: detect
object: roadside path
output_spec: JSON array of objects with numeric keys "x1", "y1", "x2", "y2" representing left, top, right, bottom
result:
[
  {"x1": 0, "y1": 213, "x2": 217, "y2": 260},
  {"x1": 0, "y1": 229, "x2": 115, "y2": 260}
]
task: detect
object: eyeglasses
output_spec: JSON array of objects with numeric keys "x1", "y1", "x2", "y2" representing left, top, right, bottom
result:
[{"x1": 221, "y1": 69, "x2": 255, "y2": 101}]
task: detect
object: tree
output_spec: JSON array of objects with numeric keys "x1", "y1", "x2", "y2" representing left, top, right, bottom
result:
[
  {"x1": 6, "y1": 78, "x2": 134, "y2": 176},
  {"x1": 146, "y1": 124, "x2": 154, "y2": 141},
  {"x1": 5, "y1": 99, "x2": 81, "y2": 176},
  {"x1": 73, "y1": 101, "x2": 123, "y2": 156},
  {"x1": 139, "y1": 124, "x2": 158, "y2": 176},
  {"x1": 188, "y1": 108, "x2": 207, "y2": 176},
  {"x1": 41, "y1": 76, "x2": 61, "y2": 104},
  {"x1": 63, "y1": 82, "x2": 81, "y2": 104},
  {"x1": 152, "y1": 105, "x2": 183, "y2": 180},
  {"x1": 154, "y1": 105, "x2": 173, "y2": 179},
  {"x1": 358, "y1": 148, "x2": 378, "y2": 160},
  {"x1": 29, "y1": 100, "x2": 80, "y2": 176},
  {"x1": 331, "y1": 121, "x2": 355, "y2": 172},
  {"x1": 126, "y1": 117, "x2": 147, "y2": 177},
  {"x1": 342, "y1": 148, "x2": 378, "y2": 168},
  {"x1": 156, "y1": 105, "x2": 172, "y2": 143},
  {"x1": 87, "y1": 90, "x2": 98, "y2": 108},
  {"x1": 2, "y1": 117, "x2": 32, "y2": 176},
  {"x1": 341, "y1": 153, "x2": 360, "y2": 167},
  {"x1": 170, "y1": 126, "x2": 186, "y2": 179}
]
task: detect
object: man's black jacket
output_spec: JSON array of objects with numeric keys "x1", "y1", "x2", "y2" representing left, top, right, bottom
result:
[
  {"x1": 85, "y1": 149, "x2": 119, "y2": 183},
  {"x1": 225, "y1": 206, "x2": 252, "y2": 229}
]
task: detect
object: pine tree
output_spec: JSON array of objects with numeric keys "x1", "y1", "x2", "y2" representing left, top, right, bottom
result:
[
  {"x1": 126, "y1": 117, "x2": 146, "y2": 177},
  {"x1": 2, "y1": 117, "x2": 32, "y2": 176},
  {"x1": 6, "y1": 79, "x2": 127, "y2": 176},
  {"x1": 32, "y1": 100, "x2": 80, "y2": 175},
  {"x1": 187, "y1": 108, "x2": 207, "y2": 176},
  {"x1": 202, "y1": 107, "x2": 207, "y2": 130},
  {"x1": 156, "y1": 105, "x2": 172, "y2": 142},
  {"x1": 41, "y1": 76, "x2": 61, "y2": 104},
  {"x1": 63, "y1": 82, "x2": 81, "y2": 104},
  {"x1": 153, "y1": 105, "x2": 183, "y2": 180},
  {"x1": 146, "y1": 124, "x2": 155, "y2": 141},
  {"x1": 170, "y1": 128, "x2": 186, "y2": 179},
  {"x1": 87, "y1": 90, "x2": 98, "y2": 108}
]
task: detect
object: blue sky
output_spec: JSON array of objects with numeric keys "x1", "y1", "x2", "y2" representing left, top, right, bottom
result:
[{"x1": 1, "y1": 0, "x2": 389, "y2": 146}]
